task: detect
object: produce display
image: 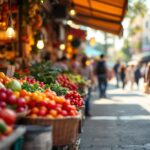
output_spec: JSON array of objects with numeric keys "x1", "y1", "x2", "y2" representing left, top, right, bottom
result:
[
  {"x1": 49, "y1": 83, "x2": 67, "y2": 96},
  {"x1": 0, "y1": 88, "x2": 27, "y2": 113},
  {"x1": 0, "y1": 64, "x2": 86, "y2": 119},
  {"x1": 65, "y1": 91, "x2": 84, "y2": 107},
  {"x1": 56, "y1": 74, "x2": 78, "y2": 91},
  {"x1": 30, "y1": 61, "x2": 61, "y2": 84},
  {"x1": 67, "y1": 74, "x2": 87, "y2": 85},
  {"x1": 23, "y1": 77, "x2": 45, "y2": 88},
  {"x1": 25, "y1": 90, "x2": 78, "y2": 118},
  {"x1": 0, "y1": 108, "x2": 16, "y2": 140}
]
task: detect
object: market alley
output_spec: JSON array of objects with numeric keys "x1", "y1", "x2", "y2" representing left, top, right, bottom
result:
[{"x1": 81, "y1": 85, "x2": 150, "y2": 150}]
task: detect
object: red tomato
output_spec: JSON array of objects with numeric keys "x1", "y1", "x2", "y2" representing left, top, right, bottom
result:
[
  {"x1": 0, "y1": 109, "x2": 16, "y2": 125},
  {"x1": 46, "y1": 101, "x2": 56, "y2": 109},
  {"x1": 39, "y1": 101, "x2": 47, "y2": 107},
  {"x1": 38, "y1": 109, "x2": 47, "y2": 116},
  {"x1": 55, "y1": 106, "x2": 62, "y2": 114},
  {"x1": 61, "y1": 110, "x2": 68, "y2": 116},
  {"x1": 69, "y1": 110, "x2": 77, "y2": 116}
]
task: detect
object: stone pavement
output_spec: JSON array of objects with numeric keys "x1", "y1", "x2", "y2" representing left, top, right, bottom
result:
[{"x1": 80, "y1": 84, "x2": 150, "y2": 150}]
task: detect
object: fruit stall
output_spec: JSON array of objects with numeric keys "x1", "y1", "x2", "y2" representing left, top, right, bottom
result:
[
  {"x1": 0, "y1": 60, "x2": 88, "y2": 149},
  {"x1": 0, "y1": 0, "x2": 89, "y2": 149}
]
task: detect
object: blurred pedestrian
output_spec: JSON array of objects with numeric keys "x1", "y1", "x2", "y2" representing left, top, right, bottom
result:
[
  {"x1": 69, "y1": 54, "x2": 80, "y2": 74},
  {"x1": 79, "y1": 56, "x2": 94, "y2": 116},
  {"x1": 113, "y1": 60, "x2": 120, "y2": 87},
  {"x1": 53, "y1": 56, "x2": 68, "y2": 70},
  {"x1": 119, "y1": 64, "x2": 126, "y2": 89},
  {"x1": 95, "y1": 54, "x2": 108, "y2": 98},
  {"x1": 134, "y1": 64, "x2": 142, "y2": 88},
  {"x1": 127, "y1": 65, "x2": 135, "y2": 90}
]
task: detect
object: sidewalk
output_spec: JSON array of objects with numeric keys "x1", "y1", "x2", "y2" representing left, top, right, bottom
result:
[{"x1": 80, "y1": 84, "x2": 150, "y2": 150}]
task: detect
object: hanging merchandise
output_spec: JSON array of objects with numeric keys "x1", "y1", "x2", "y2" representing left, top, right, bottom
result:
[
  {"x1": 59, "y1": 43, "x2": 66, "y2": 51},
  {"x1": 6, "y1": 16, "x2": 15, "y2": 38},
  {"x1": 69, "y1": 2, "x2": 76, "y2": 17},
  {"x1": 37, "y1": 34, "x2": 44, "y2": 49},
  {"x1": 6, "y1": 0, "x2": 15, "y2": 38}
]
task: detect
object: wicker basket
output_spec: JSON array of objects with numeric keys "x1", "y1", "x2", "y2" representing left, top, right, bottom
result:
[{"x1": 21, "y1": 116, "x2": 80, "y2": 146}]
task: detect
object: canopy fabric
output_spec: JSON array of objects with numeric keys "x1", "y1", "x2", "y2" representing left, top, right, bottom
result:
[{"x1": 71, "y1": 0, "x2": 128, "y2": 35}]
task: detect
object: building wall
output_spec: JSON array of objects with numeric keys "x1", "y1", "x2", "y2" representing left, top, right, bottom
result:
[
  {"x1": 129, "y1": 15, "x2": 143, "y2": 54},
  {"x1": 142, "y1": 14, "x2": 150, "y2": 52}
]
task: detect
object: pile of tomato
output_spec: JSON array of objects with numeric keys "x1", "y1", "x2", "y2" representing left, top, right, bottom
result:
[
  {"x1": 65, "y1": 91, "x2": 84, "y2": 107},
  {"x1": 56, "y1": 74, "x2": 78, "y2": 91}
]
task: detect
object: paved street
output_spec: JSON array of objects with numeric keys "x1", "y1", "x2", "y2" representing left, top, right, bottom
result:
[{"x1": 81, "y1": 85, "x2": 150, "y2": 150}]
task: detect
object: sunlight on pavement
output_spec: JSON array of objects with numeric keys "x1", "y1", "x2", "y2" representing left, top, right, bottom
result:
[
  {"x1": 91, "y1": 115, "x2": 150, "y2": 121},
  {"x1": 93, "y1": 88, "x2": 150, "y2": 114}
]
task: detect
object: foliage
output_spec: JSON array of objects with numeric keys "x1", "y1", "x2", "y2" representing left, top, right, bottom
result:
[
  {"x1": 30, "y1": 61, "x2": 62, "y2": 84},
  {"x1": 119, "y1": 39, "x2": 132, "y2": 62},
  {"x1": 121, "y1": 0, "x2": 148, "y2": 58},
  {"x1": 127, "y1": 0, "x2": 148, "y2": 22}
]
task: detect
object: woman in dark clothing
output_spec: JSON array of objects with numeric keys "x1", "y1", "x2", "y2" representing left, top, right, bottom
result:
[{"x1": 120, "y1": 65, "x2": 126, "y2": 89}]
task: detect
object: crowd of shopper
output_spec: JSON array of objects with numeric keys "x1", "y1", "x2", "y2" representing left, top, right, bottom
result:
[{"x1": 113, "y1": 61, "x2": 149, "y2": 90}]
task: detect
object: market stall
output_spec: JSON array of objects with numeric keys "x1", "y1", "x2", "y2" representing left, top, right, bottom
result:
[{"x1": 0, "y1": 0, "x2": 128, "y2": 149}]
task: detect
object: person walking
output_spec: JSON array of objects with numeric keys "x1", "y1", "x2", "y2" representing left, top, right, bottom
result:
[
  {"x1": 127, "y1": 65, "x2": 135, "y2": 90},
  {"x1": 95, "y1": 54, "x2": 108, "y2": 98},
  {"x1": 113, "y1": 60, "x2": 120, "y2": 87},
  {"x1": 134, "y1": 64, "x2": 142, "y2": 88},
  {"x1": 119, "y1": 64, "x2": 126, "y2": 89},
  {"x1": 79, "y1": 56, "x2": 94, "y2": 116}
]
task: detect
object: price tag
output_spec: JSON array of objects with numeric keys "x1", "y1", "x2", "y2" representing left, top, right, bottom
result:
[{"x1": 6, "y1": 65, "x2": 15, "y2": 77}]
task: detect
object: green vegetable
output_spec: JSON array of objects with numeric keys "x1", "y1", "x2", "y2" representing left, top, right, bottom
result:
[
  {"x1": 30, "y1": 61, "x2": 62, "y2": 84},
  {"x1": 6, "y1": 80, "x2": 21, "y2": 92},
  {"x1": 67, "y1": 74, "x2": 87, "y2": 84},
  {"x1": 50, "y1": 83, "x2": 67, "y2": 96},
  {"x1": 22, "y1": 82, "x2": 50, "y2": 92},
  {"x1": 0, "y1": 119, "x2": 7, "y2": 133}
]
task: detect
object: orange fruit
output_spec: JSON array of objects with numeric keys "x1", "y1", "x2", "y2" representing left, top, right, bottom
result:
[
  {"x1": 4, "y1": 126, "x2": 13, "y2": 135},
  {"x1": 30, "y1": 113, "x2": 38, "y2": 118},
  {"x1": 14, "y1": 91, "x2": 20, "y2": 98},
  {"x1": 49, "y1": 109, "x2": 58, "y2": 117},
  {"x1": 57, "y1": 114, "x2": 64, "y2": 118},
  {"x1": 31, "y1": 107, "x2": 39, "y2": 114},
  {"x1": 24, "y1": 96, "x2": 30, "y2": 102},
  {"x1": 20, "y1": 89, "x2": 27, "y2": 97},
  {"x1": 40, "y1": 106, "x2": 47, "y2": 111},
  {"x1": 46, "y1": 114, "x2": 54, "y2": 119},
  {"x1": 0, "y1": 72, "x2": 6, "y2": 79}
]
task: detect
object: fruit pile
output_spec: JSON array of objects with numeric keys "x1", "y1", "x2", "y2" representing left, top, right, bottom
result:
[
  {"x1": 25, "y1": 90, "x2": 78, "y2": 118},
  {"x1": 23, "y1": 77, "x2": 45, "y2": 88},
  {"x1": 0, "y1": 72, "x2": 11, "y2": 85},
  {"x1": 65, "y1": 91, "x2": 84, "y2": 107},
  {"x1": 0, "y1": 71, "x2": 84, "y2": 119},
  {"x1": 0, "y1": 88, "x2": 27, "y2": 113},
  {"x1": 56, "y1": 74, "x2": 78, "y2": 91},
  {"x1": 0, "y1": 108, "x2": 16, "y2": 140}
]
